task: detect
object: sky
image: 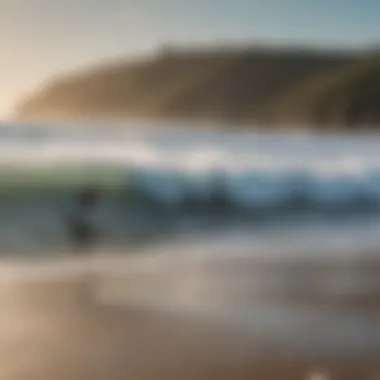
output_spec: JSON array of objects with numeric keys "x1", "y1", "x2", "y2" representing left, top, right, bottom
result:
[{"x1": 1, "y1": 0, "x2": 380, "y2": 118}]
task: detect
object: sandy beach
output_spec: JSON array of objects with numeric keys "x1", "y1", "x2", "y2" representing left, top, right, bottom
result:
[{"x1": 1, "y1": 269, "x2": 380, "y2": 380}]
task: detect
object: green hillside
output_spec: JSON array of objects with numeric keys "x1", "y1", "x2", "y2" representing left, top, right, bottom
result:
[
  {"x1": 16, "y1": 46, "x2": 376, "y2": 129},
  {"x1": 271, "y1": 53, "x2": 380, "y2": 128}
]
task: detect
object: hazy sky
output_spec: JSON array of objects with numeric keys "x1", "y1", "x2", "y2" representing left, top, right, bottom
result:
[{"x1": 1, "y1": 0, "x2": 380, "y2": 118}]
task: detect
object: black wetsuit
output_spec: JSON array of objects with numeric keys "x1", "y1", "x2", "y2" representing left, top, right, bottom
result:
[
  {"x1": 69, "y1": 188, "x2": 100, "y2": 253},
  {"x1": 69, "y1": 214, "x2": 94, "y2": 252}
]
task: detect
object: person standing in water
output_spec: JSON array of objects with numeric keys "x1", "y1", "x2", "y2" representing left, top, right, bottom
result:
[
  {"x1": 66, "y1": 186, "x2": 102, "y2": 305},
  {"x1": 68, "y1": 186, "x2": 101, "y2": 254}
]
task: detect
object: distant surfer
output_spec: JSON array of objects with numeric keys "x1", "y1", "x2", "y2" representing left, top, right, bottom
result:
[
  {"x1": 67, "y1": 186, "x2": 100, "y2": 254},
  {"x1": 65, "y1": 186, "x2": 102, "y2": 306}
]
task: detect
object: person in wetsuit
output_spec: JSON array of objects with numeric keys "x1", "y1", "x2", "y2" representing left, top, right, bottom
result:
[{"x1": 68, "y1": 187, "x2": 100, "y2": 253}]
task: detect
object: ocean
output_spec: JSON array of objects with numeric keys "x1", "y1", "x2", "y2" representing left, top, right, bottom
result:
[
  {"x1": 3, "y1": 122, "x2": 380, "y2": 360},
  {"x1": 1, "y1": 123, "x2": 380, "y2": 254}
]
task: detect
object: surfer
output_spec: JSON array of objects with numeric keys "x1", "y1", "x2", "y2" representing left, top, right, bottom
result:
[
  {"x1": 68, "y1": 186, "x2": 100, "y2": 254},
  {"x1": 66, "y1": 186, "x2": 102, "y2": 306}
]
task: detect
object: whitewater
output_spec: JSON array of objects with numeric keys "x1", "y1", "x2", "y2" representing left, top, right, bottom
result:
[{"x1": 0, "y1": 123, "x2": 380, "y2": 255}]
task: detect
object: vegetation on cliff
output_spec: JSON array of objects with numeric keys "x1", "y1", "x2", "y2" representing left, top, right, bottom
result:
[{"x1": 16, "y1": 46, "x2": 380, "y2": 129}]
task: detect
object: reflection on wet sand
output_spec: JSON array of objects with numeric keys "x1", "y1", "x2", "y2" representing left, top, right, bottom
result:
[{"x1": 2, "y1": 255, "x2": 380, "y2": 380}]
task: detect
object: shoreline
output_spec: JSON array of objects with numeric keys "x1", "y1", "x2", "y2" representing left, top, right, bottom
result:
[{"x1": 2, "y1": 277, "x2": 380, "y2": 380}]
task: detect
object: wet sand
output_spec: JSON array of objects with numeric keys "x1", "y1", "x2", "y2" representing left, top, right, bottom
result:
[{"x1": 1, "y1": 274, "x2": 380, "y2": 380}]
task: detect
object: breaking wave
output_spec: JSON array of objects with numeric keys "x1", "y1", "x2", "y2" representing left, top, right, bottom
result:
[
  {"x1": 1, "y1": 123, "x2": 380, "y2": 254},
  {"x1": 127, "y1": 164, "x2": 380, "y2": 213}
]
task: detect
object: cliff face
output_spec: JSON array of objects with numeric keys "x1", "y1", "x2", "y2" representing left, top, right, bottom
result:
[
  {"x1": 15, "y1": 47, "x2": 380, "y2": 129},
  {"x1": 270, "y1": 53, "x2": 380, "y2": 129}
]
